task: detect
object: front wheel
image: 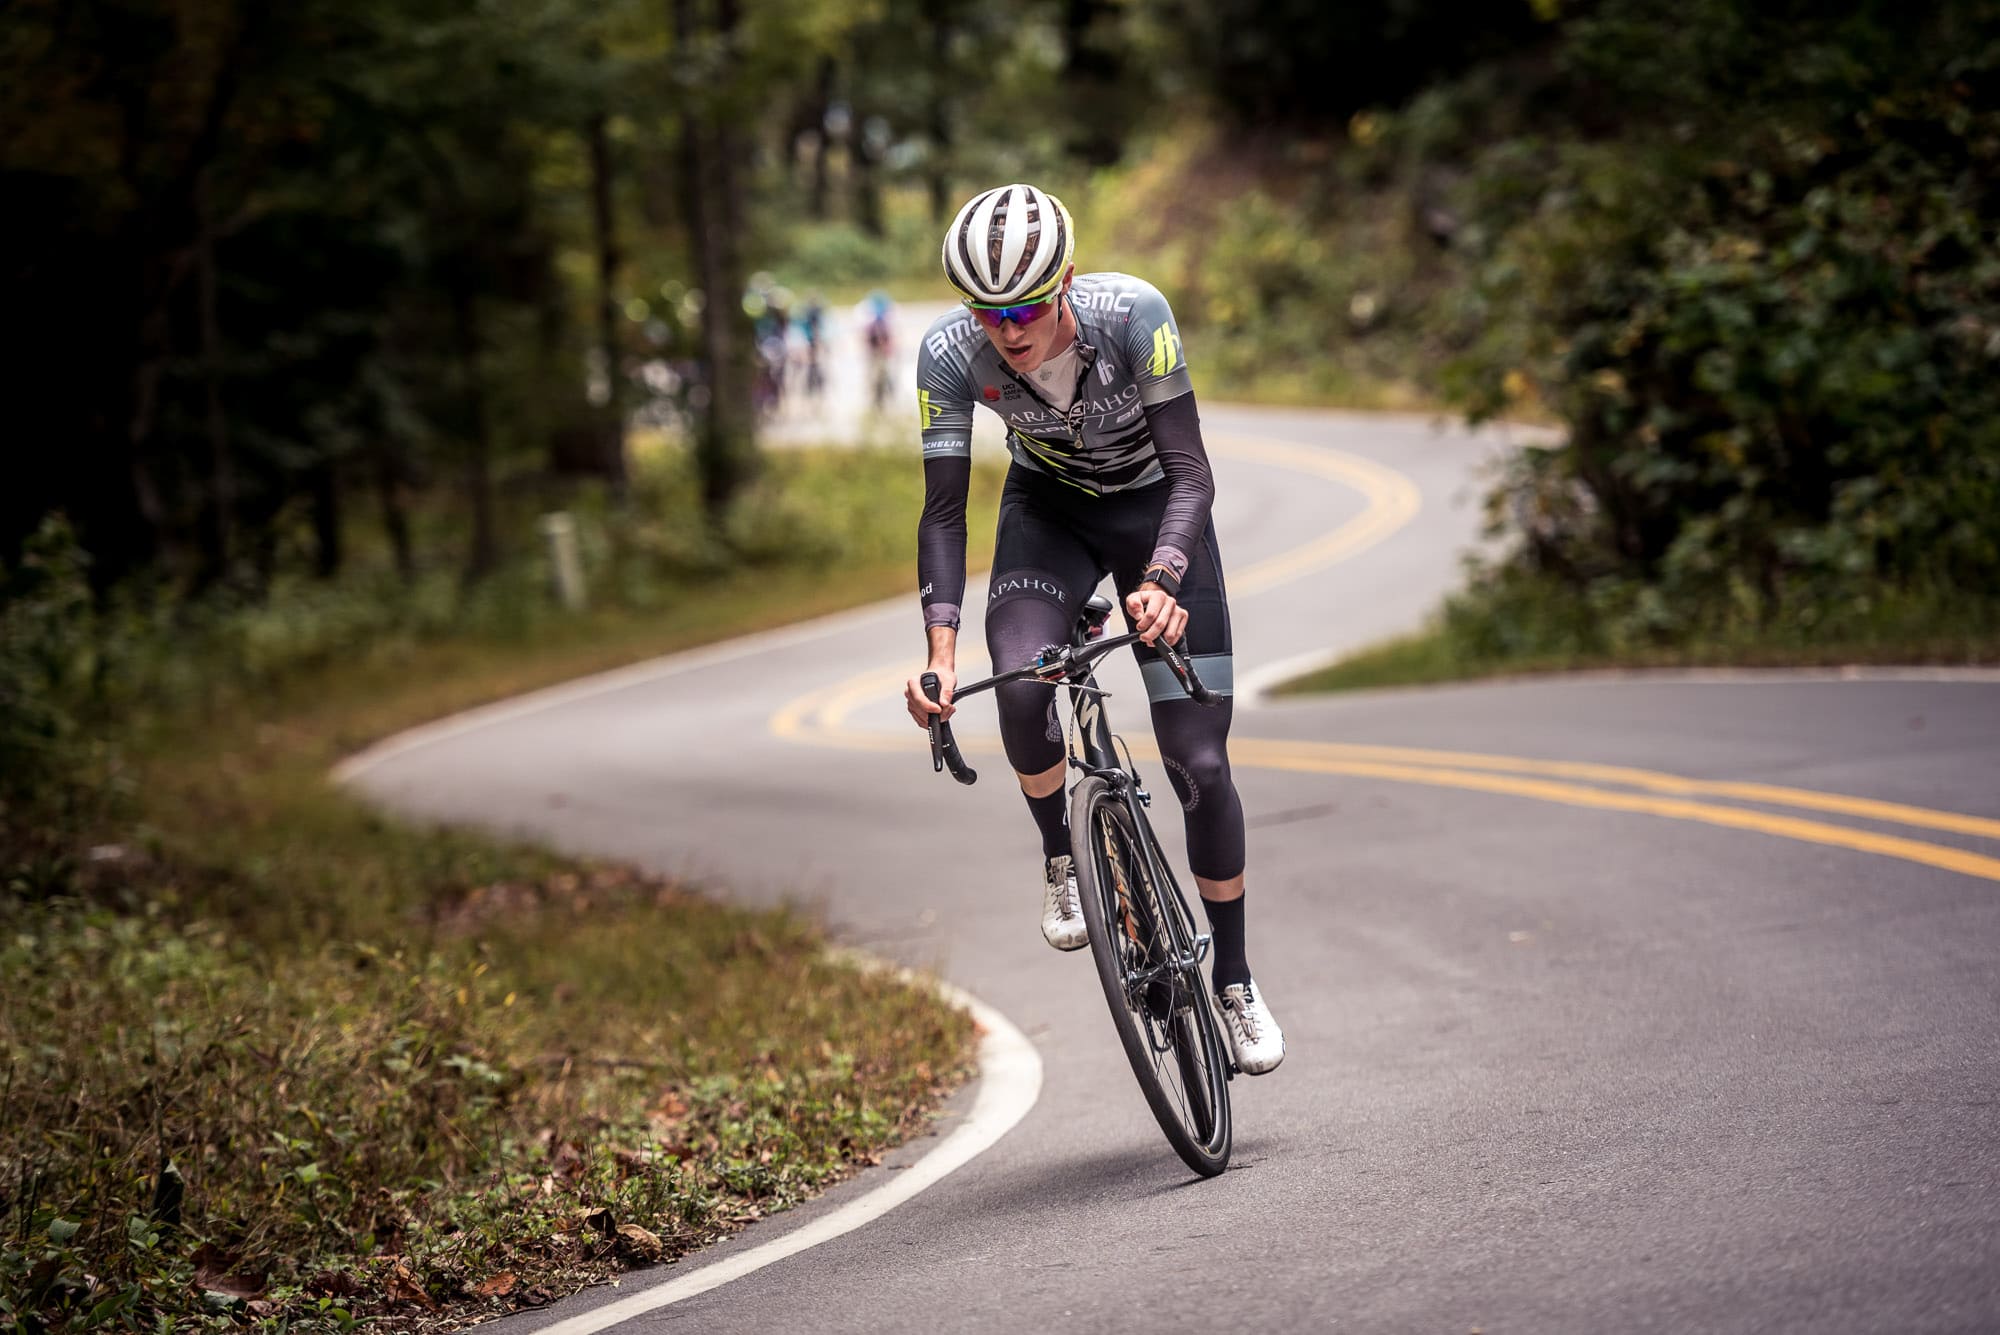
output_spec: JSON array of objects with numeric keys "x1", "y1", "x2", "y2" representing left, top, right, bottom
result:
[{"x1": 1070, "y1": 775, "x2": 1232, "y2": 1177}]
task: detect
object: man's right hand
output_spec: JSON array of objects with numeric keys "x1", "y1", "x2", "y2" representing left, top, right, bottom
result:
[{"x1": 906, "y1": 665, "x2": 956, "y2": 728}]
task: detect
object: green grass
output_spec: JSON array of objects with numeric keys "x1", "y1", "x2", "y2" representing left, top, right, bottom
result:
[
  {"x1": 1280, "y1": 582, "x2": 2000, "y2": 695},
  {"x1": 1, "y1": 447, "x2": 1006, "y2": 1333}
]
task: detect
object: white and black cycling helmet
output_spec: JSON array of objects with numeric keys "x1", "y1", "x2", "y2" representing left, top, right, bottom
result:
[{"x1": 941, "y1": 183, "x2": 1076, "y2": 305}]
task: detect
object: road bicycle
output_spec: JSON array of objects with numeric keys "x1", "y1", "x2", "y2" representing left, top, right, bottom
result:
[{"x1": 920, "y1": 593, "x2": 1236, "y2": 1176}]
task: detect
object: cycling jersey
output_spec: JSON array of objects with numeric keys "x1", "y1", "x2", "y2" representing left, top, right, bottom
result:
[{"x1": 916, "y1": 272, "x2": 1214, "y2": 630}]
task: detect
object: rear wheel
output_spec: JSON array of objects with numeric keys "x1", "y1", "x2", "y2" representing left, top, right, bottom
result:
[{"x1": 1070, "y1": 775, "x2": 1232, "y2": 1177}]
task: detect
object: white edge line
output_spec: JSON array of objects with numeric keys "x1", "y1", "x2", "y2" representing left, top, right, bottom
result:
[
  {"x1": 1234, "y1": 645, "x2": 1354, "y2": 707},
  {"x1": 331, "y1": 591, "x2": 913, "y2": 784},
  {"x1": 530, "y1": 981, "x2": 1041, "y2": 1335}
]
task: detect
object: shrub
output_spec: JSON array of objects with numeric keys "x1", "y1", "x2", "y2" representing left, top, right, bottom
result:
[{"x1": 1446, "y1": 0, "x2": 2000, "y2": 646}]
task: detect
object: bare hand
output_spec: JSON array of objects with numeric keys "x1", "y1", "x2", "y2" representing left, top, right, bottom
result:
[
  {"x1": 1125, "y1": 583, "x2": 1189, "y2": 647},
  {"x1": 905, "y1": 665, "x2": 957, "y2": 728}
]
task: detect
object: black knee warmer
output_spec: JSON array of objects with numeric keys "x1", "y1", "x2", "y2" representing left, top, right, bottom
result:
[{"x1": 1154, "y1": 699, "x2": 1245, "y2": 881}]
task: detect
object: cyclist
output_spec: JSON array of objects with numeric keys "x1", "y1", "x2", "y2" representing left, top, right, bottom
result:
[{"x1": 901, "y1": 183, "x2": 1284, "y2": 1074}]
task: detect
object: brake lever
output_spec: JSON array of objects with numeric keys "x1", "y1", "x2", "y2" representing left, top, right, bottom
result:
[
  {"x1": 919, "y1": 671, "x2": 977, "y2": 784},
  {"x1": 1155, "y1": 635, "x2": 1221, "y2": 707}
]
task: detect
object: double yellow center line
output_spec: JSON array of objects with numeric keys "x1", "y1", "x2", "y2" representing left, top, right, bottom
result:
[{"x1": 768, "y1": 435, "x2": 2000, "y2": 886}]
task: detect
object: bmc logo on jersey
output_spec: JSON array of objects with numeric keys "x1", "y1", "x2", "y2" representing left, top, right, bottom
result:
[
  {"x1": 1071, "y1": 288, "x2": 1137, "y2": 315},
  {"x1": 926, "y1": 321, "x2": 983, "y2": 359}
]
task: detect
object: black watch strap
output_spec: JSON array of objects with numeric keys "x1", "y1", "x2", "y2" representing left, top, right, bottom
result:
[{"x1": 1142, "y1": 565, "x2": 1182, "y2": 598}]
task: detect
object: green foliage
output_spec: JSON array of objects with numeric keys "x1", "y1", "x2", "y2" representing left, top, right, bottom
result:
[
  {"x1": 0, "y1": 445, "x2": 988, "y2": 1331},
  {"x1": 1443, "y1": 0, "x2": 2000, "y2": 650},
  {"x1": 0, "y1": 519, "x2": 100, "y2": 813},
  {"x1": 772, "y1": 213, "x2": 943, "y2": 293},
  {"x1": 1095, "y1": 0, "x2": 2000, "y2": 665},
  {"x1": 1, "y1": 448, "x2": 943, "y2": 747},
  {"x1": 1151, "y1": 0, "x2": 1549, "y2": 128},
  {"x1": 1287, "y1": 565, "x2": 2000, "y2": 694},
  {"x1": 0, "y1": 884, "x2": 971, "y2": 1332}
]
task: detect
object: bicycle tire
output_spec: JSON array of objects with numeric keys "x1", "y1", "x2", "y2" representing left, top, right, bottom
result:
[{"x1": 1070, "y1": 775, "x2": 1232, "y2": 1177}]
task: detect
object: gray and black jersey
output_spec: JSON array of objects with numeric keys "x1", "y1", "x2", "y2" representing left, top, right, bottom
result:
[{"x1": 915, "y1": 272, "x2": 1216, "y2": 631}]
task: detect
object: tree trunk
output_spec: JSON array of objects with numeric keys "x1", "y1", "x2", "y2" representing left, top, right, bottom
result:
[
  {"x1": 851, "y1": 101, "x2": 884, "y2": 238},
  {"x1": 809, "y1": 57, "x2": 835, "y2": 219},
  {"x1": 374, "y1": 437, "x2": 414, "y2": 581},
  {"x1": 194, "y1": 169, "x2": 234, "y2": 587},
  {"x1": 675, "y1": 0, "x2": 758, "y2": 520},
  {"x1": 925, "y1": 3, "x2": 953, "y2": 222},
  {"x1": 451, "y1": 282, "x2": 498, "y2": 582},
  {"x1": 119, "y1": 246, "x2": 175, "y2": 582},
  {"x1": 110, "y1": 0, "x2": 262, "y2": 587},
  {"x1": 586, "y1": 108, "x2": 630, "y2": 498},
  {"x1": 309, "y1": 459, "x2": 341, "y2": 579},
  {"x1": 1061, "y1": 0, "x2": 1125, "y2": 166}
]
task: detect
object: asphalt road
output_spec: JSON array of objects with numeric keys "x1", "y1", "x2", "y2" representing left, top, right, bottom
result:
[{"x1": 344, "y1": 401, "x2": 2000, "y2": 1333}]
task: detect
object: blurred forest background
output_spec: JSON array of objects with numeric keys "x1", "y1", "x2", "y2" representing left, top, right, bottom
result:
[
  {"x1": 7, "y1": 0, "x2": 2000, "y2": 930},
  {"x1": 7, "y1": 0, "x2": 1999, "y2": 727},
  {"x1": 4, "y1": 1, "x2": 1999, "y2": 1327}
]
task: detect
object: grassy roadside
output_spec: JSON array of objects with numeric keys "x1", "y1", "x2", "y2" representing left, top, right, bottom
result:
[
  {"x1": 2, "y1": 449, "x2": 1004, "y2": 1333},
  {"x1": 1279, "y1": 585, "x2": 2000, "y2": 696}
]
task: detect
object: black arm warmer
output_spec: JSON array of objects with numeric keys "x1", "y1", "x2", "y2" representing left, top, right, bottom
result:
[
  {"x1": 917, "y1": 454, "x2": 972, "y2": 629},
  {"x1": 1140, "y1": 391, "x2": 1215, "y2": 594}
]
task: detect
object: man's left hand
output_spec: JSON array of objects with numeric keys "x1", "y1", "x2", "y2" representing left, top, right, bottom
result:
[{"x1": 1126, "y1": 582, "x2": 1188, "y2": 647}]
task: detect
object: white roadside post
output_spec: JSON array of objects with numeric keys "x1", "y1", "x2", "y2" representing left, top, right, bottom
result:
[{"x1": 539, "y1": 511, "x2": 588, "y2": 611}]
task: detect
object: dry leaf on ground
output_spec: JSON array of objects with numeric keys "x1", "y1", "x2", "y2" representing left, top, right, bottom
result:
[{"x1": 616, "y1": 1224, "x2": 664, "y2": 1262}]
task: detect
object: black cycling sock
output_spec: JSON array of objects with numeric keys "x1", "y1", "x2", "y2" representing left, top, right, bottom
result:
[
  {"x1": 1023, "y1": 786, "x2": 1070, "y2": 860},
  {"x1": 1203, "y1": 894, "x2": 1251, "y2": 991}
]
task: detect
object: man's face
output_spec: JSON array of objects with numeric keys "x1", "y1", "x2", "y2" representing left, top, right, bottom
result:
[{"x1": 975, "y1": 269, "x2": 1074, "y2": 373}]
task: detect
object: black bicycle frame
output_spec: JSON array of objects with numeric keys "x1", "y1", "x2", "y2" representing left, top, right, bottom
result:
[
  {"x1": 1059, "y1": 651, "x2": 1211, "y2": 1000},
  {"x1": 922, "y1": 598, "x2": 1224, "y2": 1061}
]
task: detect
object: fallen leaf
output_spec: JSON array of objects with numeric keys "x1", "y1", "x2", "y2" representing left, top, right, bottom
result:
[
  {"x1": 572, "y1": 1205, "x2": 613, "y2": 1236},
  {"x1": 473, "y1": 1272, "x2": 518, "y2": 1298},
  {"x1": 382, "y1": 1262, "x2": 435, "y2": 1311},
  {"x1": 615, "y1": 1224, "x2": 664, "y2": 1262},
  {"x1": 193, "y1": 1261, "x2": 265, "y2": 1301}
]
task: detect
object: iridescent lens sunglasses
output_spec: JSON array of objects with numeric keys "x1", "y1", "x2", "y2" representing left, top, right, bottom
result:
[{"x1": 963, "y1": 290, "x2": 1062, "y2": 329}]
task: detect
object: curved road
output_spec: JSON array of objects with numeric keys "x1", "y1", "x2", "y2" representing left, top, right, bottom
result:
[{"x1": 345, "y1": 403, "x2": 2000, "y2": 1333}]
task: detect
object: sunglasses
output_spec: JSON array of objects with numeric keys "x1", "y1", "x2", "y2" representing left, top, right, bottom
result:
[{"x1": 964, "y1": 292, "x2": 1060, "y2": 329}]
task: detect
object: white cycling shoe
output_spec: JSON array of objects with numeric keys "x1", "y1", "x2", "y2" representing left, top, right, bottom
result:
[
  {"x1": 1041, "y1": 855, "x2": 1088, "y2": 951},
  {"x1": 1216, "y1": 981, "x2": 1286, "y2": 1074}
]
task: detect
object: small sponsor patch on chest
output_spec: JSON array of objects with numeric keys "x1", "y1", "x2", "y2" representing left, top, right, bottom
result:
[{"x1": 982, "y1": 385, "x2": 1000, "y2": 401}]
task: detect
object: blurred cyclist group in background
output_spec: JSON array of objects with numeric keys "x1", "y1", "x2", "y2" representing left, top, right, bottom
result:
[{"x1": 743, "y1": 275, "x2": 901, "y2": 423}]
